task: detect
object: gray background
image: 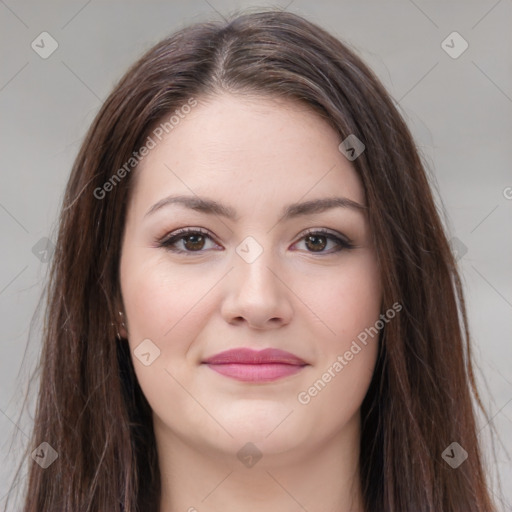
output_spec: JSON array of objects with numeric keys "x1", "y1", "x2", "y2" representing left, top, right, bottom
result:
[{"x1": 1, "y1": 0, "x2": 511, "y2": 510}]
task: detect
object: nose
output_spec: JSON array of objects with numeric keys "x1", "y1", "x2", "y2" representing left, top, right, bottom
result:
[{"x1": 220, "y1": 246, "x2": 294, "y2": 330}]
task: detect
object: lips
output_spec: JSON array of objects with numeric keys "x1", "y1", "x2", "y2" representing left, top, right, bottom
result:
[{"x1": 202, "y1": 348, "x2": 308, "y2": 382}]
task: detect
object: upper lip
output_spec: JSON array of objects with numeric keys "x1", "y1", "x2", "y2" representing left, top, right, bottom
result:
[{"x1": 203, "y1": 348, "x2": 307, "y2": 365}]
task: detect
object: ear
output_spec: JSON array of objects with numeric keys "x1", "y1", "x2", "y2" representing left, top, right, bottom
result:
[
  {"x1": 114, "y1": 291, "x2": 129, "y2": 340},
  {"x1": 117, "y1": 311, "x2": 129, "y2": 339}
]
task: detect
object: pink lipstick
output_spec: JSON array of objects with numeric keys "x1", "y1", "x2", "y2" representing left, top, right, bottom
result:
[{"x1": 203, "y1": 348, "x2": 307, "y2": 382}]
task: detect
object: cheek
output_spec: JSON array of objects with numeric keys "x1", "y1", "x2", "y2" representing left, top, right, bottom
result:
[
  {"x1": 120, "y1": 250, "x2": 212, "y2": 343},
  {"x1": 293, "y1": 253, "x2": 381, "y2": 417},
  {"x1": 119, "y1": 253, "x2": 213, "y2": 417},
  {"x1": 120, "y1": 250, "x2": 223, "y2": 404},
  {"x1": 297, "y1": 341, "x2": 378, "y2": 442},
  {"x1": 298, "y1": 253, "x2": 382, "y2": 344}
]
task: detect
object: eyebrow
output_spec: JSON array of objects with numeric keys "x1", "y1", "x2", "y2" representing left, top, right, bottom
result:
[{"x1": 144, "y1": 194, "x2": 367, "y2": 221}]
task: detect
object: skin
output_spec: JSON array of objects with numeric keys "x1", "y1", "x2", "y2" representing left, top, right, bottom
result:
[{"x1": 119, "y1": 93, "x2": 382, "y2": 512}]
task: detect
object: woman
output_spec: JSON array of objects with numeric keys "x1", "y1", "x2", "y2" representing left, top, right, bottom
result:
[{"x1": 10, "y1": 8, "x2": 498, "y2": 512}]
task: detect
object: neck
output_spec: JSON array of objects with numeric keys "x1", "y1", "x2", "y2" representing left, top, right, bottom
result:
[{"x1": 155, "y1": 412, "x2": 365, "y2": 512}]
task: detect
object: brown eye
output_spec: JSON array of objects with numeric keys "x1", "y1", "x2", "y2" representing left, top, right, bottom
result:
[
  {"x1": 304, "y1": 234, "x2": 327, "y2": 252},
  {"x1": 182, "y1": 233, "x2": 206, "y2": 251},
  {"x1": 158, "y1": 228, "x2": 353, "y2": 256},
  {"x1": 294, "y1": 229, "x2": 353, "y2": 254},
  {"x1": 158, "y1": 228, "x2": 218, "y2": 254}
]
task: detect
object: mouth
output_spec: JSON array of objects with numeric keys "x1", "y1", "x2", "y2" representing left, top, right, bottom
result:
[{"x1": 202, "y1": 348, "x2": 308, "y2": 382}]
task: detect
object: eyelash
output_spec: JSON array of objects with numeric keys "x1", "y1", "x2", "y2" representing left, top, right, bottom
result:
[{"x1": 156, "y1": 227, "x2": 354, "y2": 256}]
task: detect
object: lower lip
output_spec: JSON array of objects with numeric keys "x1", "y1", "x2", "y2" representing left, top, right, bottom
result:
[{"x1": 205, "y1": 363, "x2": 305, "y2": 382}]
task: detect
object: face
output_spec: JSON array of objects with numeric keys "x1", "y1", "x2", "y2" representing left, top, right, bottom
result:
[{"x1": 119, "y1": 93, "x2": 382, "y2": 462}]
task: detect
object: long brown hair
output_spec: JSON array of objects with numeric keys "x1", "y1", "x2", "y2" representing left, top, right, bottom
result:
[{"x1": 7, "y1": 8, "x2": 498, "y2": 511}]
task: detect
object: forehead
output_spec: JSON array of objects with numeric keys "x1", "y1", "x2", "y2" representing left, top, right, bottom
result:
[{"x1": 128, "y1": 93, "x2": 365, "y2": 219}]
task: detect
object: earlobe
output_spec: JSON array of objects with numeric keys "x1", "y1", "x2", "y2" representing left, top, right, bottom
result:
[
  {"x1": 114, "y1": 290, "x2": 129, "y2": 339},
  {"x1": 118, "y1": 311, "x2": 129, "y2": 339}
]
